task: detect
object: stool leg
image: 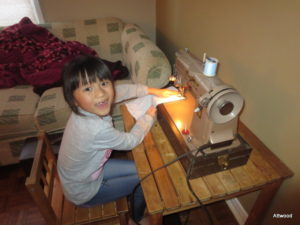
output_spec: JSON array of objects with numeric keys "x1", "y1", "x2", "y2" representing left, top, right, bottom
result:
[
  {"x1": 149, "y1": 213, "x2": 163, "y2": 225},
  {"x1": 119, "y1": 212, "x2": 129, "y2": 225}
]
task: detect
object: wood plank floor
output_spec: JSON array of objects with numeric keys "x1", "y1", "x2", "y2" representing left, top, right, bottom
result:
[
  {"x1": 0, "y1": 160, "x2": 47, "y2": 225},
  {"x1": 0, "y1": 160, "x2": 239, "y2": 225}
]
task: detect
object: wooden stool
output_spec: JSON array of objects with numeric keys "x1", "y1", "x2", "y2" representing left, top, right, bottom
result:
[{"x1": 25, "y1": 132, "x2": 129, "y2": 225}]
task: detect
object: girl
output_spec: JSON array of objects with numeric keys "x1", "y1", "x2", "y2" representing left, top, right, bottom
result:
[{"x1": 57, "y1": 55, "x2": 177, "y2": 224}]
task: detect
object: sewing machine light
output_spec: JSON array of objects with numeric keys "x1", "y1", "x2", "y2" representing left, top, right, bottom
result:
[
  {"x1": 175, "y1": 120, "x2": 183, "y2": 130},
  {"x1": 169, "y1": 75, "x2": 177, "y2": 82}
]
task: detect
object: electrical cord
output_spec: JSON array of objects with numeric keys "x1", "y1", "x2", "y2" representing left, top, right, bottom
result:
[
  {"x1": 184, "y1": 143, "x2": 214, "y2": 225},
  {"x1": 130, "y1": 142, "x2": 214, "y2": 225},
  {"x1": 130, "y1": 147, "x2": 195, "y2": 225}
]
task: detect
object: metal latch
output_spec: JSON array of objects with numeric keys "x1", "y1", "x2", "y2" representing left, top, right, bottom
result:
[{"x1": 218, "y1": 154, "x2": 229, "y2": 170}]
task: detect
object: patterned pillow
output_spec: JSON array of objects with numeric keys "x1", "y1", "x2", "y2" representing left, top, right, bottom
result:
[
  {"x1": 48, "y1": 17, "x2": 124, "y2": 63},
  {"x1": 34, "y1": 87, "x2": 71, "y2": 133},
  {"x1": 0, "y1": 85, "x2": 39, "y2": 139},
  {"x1": 121, "y1": 24, "x2": 171, "y2": 88}
]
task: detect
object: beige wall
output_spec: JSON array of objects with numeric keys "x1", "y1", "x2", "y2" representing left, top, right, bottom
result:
[
  {"x1": 39, "y1": 0, "x2": 156, "y2": 41},
  {"x1": 157, "y1": 0, "x2": 299, "y2": 224}
]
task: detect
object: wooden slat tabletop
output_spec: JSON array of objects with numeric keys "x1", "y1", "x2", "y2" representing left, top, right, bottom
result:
[
  {"x1": 151, "y1": 123, "x2": 196, "y2": 206},
  {"x1": 120, "y1": 104, "x2": 293, "y2": 216},
  {"x1": 242, "y1": 160, "x2": 267, "y2": 187},
  {"x1": 215, "y1": 170, "x2": 240, "y2": 194},
  {"x1": 121, "y1": 105, "x2": 164, "y2": 214},
  {"x1": 143, "y1": 132, "x2": 180, "y2": 210}
]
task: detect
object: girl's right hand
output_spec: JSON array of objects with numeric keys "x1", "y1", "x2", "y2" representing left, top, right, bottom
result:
[{"x1": 146, "y1": 105, "x2": 157, "y2": 118}]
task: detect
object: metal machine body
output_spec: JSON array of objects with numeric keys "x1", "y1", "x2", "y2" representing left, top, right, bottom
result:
[
  {"x1": 175, "y1": 49, "x2": 244, "y2": 149},
  {"x1": 157, "y1": 49, "x2": 252, "y2": 178}
]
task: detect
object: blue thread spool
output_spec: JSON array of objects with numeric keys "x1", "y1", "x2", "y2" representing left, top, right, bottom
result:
[{"x1": 203, "y1": 57, "x2": 218, "y2": 77}]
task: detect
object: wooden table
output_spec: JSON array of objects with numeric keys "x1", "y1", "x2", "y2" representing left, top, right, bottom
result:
[{"x1": 120, "y1": 104, "x2": 293, "y2": 225}]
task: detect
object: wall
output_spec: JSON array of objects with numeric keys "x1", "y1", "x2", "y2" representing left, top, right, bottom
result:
[
  {"x1": 39, "y1": 0, "x2": 156, "y2": 41},
  {"x1": 157, "y1": 0, "x2": 299, "y2": 224}
]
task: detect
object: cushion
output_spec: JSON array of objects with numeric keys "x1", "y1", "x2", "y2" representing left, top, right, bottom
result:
[
  {"x1": 48, "y1": 17, "x2": 124, "y2": 63},
  {"x1": 0, "y1": 85, "x2": 39, "y2": 139},
  {"x1": 121, "y1": 24, "x2": 171, "y2": 88},
  {"x1": 34, "y1": 87, "x2": 71, "y2": 133}
]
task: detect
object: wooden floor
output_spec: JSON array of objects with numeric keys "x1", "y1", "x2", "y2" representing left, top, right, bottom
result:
[{"x1": 0, "y1": 160, "x2": 239, "y2": 225}]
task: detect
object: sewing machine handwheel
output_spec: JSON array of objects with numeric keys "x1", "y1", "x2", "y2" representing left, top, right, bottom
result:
[{"x1": 208, "y1": 89, "x2": 244, "y2": 124}]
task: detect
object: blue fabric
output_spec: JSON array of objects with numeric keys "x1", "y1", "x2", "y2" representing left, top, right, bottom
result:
[{"x1": 80, "y1": 158, "x2": 145, "y2": 221}]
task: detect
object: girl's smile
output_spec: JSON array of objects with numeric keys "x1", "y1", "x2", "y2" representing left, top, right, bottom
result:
[{"x1": 95, "y1": 99, "x2": 110, "y2": 111}]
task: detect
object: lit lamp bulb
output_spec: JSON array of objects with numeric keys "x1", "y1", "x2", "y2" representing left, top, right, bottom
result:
[
  {"x1": 175, "y1": 120, "x2": 182, "y2": 130},
  {"x1": 169, "y1": 75, "x2": 177, "y2": 82}
]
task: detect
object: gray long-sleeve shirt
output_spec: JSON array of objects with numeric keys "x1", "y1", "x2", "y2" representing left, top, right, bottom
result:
[{"x1": 57, "y1": 84, "x2": 153, "y2": 205}]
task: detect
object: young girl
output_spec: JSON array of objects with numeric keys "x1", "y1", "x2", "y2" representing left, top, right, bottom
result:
[{"x1": 57, "y1": 55, "x2": 177, "y2": 224}]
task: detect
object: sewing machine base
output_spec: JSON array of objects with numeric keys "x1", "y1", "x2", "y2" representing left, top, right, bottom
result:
[
  {"x1": 157, "y1": 104, "x2": 252, "y2": 179},
  {"x1": 187, "y1": 136, "x2": 251, "y2": 178}
]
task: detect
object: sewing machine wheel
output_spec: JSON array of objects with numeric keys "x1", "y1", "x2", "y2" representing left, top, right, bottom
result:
[{"x1": 208, "y1": 88, "x2": 244, "y2": 124}]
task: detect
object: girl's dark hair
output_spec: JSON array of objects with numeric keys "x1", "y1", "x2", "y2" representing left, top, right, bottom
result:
[{"x1": 62, "y1": 55, "x2": 113, "y2": 115}]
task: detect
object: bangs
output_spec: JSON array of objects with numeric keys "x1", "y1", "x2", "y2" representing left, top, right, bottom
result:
[
  {"x1": 77, "y1": 69, "x2": 106, "y2": 86},
  {"x1": 69, "y1": 57, "x2": 112, "y2": 89}
]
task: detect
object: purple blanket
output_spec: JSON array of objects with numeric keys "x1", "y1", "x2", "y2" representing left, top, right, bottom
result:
[{"x1": 0, "y1": 17, "x2": 97, "y2": 89}]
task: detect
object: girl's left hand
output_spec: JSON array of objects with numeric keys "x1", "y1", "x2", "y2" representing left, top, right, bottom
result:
[{"x1": 148, "y1": 88, "x2": 179, "y2": 98}]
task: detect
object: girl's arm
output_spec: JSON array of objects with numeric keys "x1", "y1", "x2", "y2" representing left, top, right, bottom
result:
[
  {"x1": 114, "y1": 83, "x2": 148, "y2": 103},
  {"x1": 147, "y1": 88, "x2": 179, "y2": 98},
  {"x1": 114, "y1": 84, "x2": 179, "y2": 103},
  {"x1": 94, "y1": 107, "x2": 156, "y2": 150}
]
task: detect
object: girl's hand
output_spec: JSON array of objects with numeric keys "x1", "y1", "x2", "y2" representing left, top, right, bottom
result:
[
  {"x1": 146, "y1": 105, "x2": 157, "y2": 118},
  {"x1": 148, "y1": 88, "x2": 179, "y2": 98}
]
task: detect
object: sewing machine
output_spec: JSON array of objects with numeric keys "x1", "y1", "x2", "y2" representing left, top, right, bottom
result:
[{"x1": 157, "y1": 49, "x2": 252, "y2": 178}]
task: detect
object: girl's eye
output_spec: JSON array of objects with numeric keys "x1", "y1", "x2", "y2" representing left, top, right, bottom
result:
[
  {"x1": 83, "y1": 87, "x2": 92, "y2": 92},
  {"x1": 100, "y1": 81, "x2": 110, "y2": 86}
]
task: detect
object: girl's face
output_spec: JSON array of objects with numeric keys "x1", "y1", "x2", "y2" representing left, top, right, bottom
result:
[{"x1": 73, "y1": 79, "x2": 114, "y2": 117}]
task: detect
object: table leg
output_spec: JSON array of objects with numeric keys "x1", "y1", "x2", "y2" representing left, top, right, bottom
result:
[
  {"x1": 245, "y1": 179, "x2": 283, "y2": 225},
  {"x1": 149, "y1": 213, "x2": 163, "y2": 225}
]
